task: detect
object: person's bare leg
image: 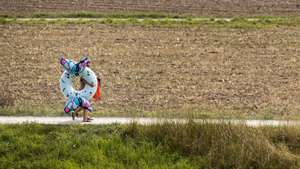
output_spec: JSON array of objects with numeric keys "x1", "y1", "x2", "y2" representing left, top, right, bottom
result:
[
  {"x1": 72, "y1": 112, "x2": 75, "y2": 120},
  {"x1": 87, "y1": 112, "x2": 93, "y2": 121},
  {"x1": 75, "y1": 108, "x2": 82, "y2": 118},
  {"x1": 72, "y1": 109, "x2": 79, "y2": 120},
  {"x1": 83, "y1": 109, "x2": 87, "y2": 122}
]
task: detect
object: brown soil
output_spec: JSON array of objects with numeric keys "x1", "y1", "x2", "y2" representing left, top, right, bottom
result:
[
  {"x1": 0, "y1": 24, "x2": 299, "y2": 117},
  {"x1": 0, "y1": 0, "x2": 299, "y2": 17}
]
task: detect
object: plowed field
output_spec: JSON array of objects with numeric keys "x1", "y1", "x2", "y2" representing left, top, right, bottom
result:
[
  {"x1": 0, "y1": 0, "x2": 299, "y2": 17},
  {"x1": 1, "y1": 24, "x2": 299, "y2": 117}
]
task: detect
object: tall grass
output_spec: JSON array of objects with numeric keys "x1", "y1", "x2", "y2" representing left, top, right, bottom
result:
[
  {"x1": 0, "y1": 123, "x2": 299, "y2": 169},
  {"x1": 123, "y1": 122, "x2": 300, "y2": 169}
]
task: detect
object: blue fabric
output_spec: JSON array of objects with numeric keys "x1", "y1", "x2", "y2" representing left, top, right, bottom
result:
[
  {"x1": 64, "y1": 96, "x2": 80, "y2": 113},
  {"x1": 61, "y1": 59, "x2": 81, "y2": 75},
  {"x1": 60, "y1": 57, "x2": 90, "y2": 75},
  {"x1": 67, "y1": 60, "x2": 80, "y2": 75},
  {"x1": 64, "y1": 96, "x2": 91, "y2": 114},
  {"x1": 73, "y1": 97, "x2": 81, "y2": 106}
]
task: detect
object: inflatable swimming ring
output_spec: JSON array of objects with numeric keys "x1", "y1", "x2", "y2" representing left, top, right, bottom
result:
[{"x1": 60, "y1": 64, "x2": 97, "y2": 100}]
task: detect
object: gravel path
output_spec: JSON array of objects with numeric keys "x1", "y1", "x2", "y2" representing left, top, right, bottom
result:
[{"x1": 0, "y1": 116, "x2": 300, "y2": 126}]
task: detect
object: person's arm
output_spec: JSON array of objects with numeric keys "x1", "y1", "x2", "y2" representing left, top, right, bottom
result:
[{"x1": 81, "y1": 78, "x2": 95, "y2": 87}]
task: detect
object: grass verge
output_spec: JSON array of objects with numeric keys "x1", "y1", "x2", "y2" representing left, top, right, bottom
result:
[
  {"x1": 1, "y1": 104, "x2": 300, "y2": 120},
  {"x1": 0, "y1": 122, "x2": 300, "y2": 169},
  {"x1": 0, "y1": 16, "x2": 299, "y2": 29},
  {"x1": 0, "y1": 11, "x2": 184, "y2": 19}
]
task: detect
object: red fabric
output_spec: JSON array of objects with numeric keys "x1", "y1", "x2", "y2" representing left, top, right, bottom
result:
[{"x1": 93, "y1": 78, "x2": 101, "y2": 101}]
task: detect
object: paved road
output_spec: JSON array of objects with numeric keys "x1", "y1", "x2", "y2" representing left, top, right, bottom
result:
[{"x1": 0, "y1": 116, "x2": 300, "y2": 126}]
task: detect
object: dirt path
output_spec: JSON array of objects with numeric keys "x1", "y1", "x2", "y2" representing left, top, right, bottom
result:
[{"x1": 1, "y1": 116, "x2": 300, "y2": 126}]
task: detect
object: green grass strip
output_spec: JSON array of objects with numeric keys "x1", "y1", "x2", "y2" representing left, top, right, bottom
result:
[
  {"x1": 0, "y1": 11, "x2": 184, "y2": 19},
  {"x1": 0, "y1": 16, "x2": 299, "y2": 29},
  {"x1": 0, "y1": 123, "x2": 299, "y2": 169}
]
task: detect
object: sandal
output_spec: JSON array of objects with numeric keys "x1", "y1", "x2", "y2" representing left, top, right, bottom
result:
[
  {"x1": 82, "y1": 117, "x2": 93, "y2": 122},
  {"x1": 83, "y1": 119, "x2": 91, "y2": 122}
]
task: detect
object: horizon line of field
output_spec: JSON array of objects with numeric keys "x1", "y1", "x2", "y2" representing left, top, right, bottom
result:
[{"x1": 1, "y1": 116, "x2": 300, "y2": 126}]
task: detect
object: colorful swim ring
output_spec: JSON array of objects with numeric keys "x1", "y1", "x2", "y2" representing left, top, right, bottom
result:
[{"x1": 60, "y1": 66, "x2": 97, "y2": 100}]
